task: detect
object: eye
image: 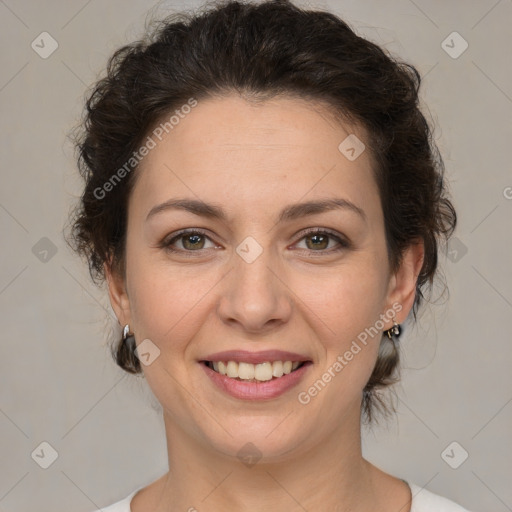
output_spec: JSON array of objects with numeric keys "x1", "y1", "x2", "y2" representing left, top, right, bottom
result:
[
  {"x1": 294, "y1": 228, "x2": 350, "y2": 253},
  {"x1": 161, "y1": 227, "x2": 350, "y2": 256},
  {"x1": 162, "y1": 229, "x2": 218, "y2": 253}
]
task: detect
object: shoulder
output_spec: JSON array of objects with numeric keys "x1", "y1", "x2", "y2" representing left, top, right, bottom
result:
[
  {"x1": 89, "y1": 488, "x2": 140, "y2": 512},
  {"x1": 409, "y1": 482, "x2": 472, "y2": 512}
]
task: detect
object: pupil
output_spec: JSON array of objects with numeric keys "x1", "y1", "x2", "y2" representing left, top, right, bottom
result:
[
  {"x1": 308, "y1": 234, "x2": 327, "y2": 250},
  {"x1": 185, "y1": 234, "x2": 203, "y2": 249}
]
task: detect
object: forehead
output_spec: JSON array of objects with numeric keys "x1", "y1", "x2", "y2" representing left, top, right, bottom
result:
[{"x1": 131, "y1": 94, "x2": 381, "y2": 222}]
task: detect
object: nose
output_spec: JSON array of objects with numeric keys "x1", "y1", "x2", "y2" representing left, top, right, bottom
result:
[{"x1": 217, "y1": 247, "x2": 293, "y2": 334}]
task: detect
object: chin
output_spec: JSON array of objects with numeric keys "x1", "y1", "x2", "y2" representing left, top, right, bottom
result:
[{"x1": 196, "y1": 414, "x2": 311, "y2": 463}]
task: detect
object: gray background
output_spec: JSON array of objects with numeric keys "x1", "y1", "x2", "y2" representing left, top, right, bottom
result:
[{"x1": 1, "y1": 0, "x2": 511, "y2": 511}]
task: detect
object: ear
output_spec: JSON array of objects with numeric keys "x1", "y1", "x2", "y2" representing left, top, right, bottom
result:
[
  {"x1": 384, "y1": 240, "x2": 425, "y2": 325},
  {"x1": 104, "y1": 258, "x2": 132, "y2": 328}
]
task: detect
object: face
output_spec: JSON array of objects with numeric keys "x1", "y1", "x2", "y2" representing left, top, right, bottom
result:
[{"x1": 107, "y1": 94, "x2": 422, "y2": 462}]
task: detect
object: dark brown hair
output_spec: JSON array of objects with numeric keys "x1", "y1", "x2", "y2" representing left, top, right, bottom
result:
[{"x1": 65, "y1": 0, "x2": 457, "y2": 422}]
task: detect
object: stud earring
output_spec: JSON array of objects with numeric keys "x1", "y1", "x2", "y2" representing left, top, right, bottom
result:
[{"x1": 384, "y1": 319, "x2": 401, "y2": 340}]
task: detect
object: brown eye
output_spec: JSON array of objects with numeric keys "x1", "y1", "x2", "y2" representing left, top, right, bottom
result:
[
  {"x1": 304, "y1": 232, "x2": 330, "y2": 250},
  {"x1": 163, "y1": 229, "x2": 217, "y2": 253},
  {"x1": 295, "y1": 229, "x2": 350, "y2": 254},
  {"x1": 181, "y1": 233, "x2": 206, "y2": 250}
]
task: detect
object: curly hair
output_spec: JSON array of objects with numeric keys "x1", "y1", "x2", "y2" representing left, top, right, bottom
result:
[{"x1": 65, "y1": 0, "x2": 457, "y2": 423}]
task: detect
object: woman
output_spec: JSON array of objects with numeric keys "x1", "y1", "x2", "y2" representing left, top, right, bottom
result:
[{"x1": 66, "y1": 0, "x2": 470, "y2": 510}]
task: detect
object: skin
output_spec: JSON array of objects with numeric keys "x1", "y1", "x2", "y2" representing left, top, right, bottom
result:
[{"x1": 105, "y1": 94, "x2": 424, "y2": 512}]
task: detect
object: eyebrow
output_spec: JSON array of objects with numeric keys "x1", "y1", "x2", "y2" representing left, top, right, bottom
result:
[{"x1": 146, "y1": 197, "x2": 367, "y2": 224}]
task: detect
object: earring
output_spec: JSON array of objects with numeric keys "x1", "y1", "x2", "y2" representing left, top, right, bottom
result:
[
  {"x1": 384, "y1": 319, "x2": 401, "y2": 340},
  {"x1": 123, "y1": 324, "x2": 136, "y2": 351},
  {"x1": 120, "y1": 324, "x2": 140, "y2": 372},
  {"x1": 122, "y1": 324, "x2": 133, "y2": 341}
]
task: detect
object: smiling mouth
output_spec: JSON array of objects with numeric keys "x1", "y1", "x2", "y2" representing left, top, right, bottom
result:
[{"x1": 202, "y1": 360, "x2": 310, "y2": 382}]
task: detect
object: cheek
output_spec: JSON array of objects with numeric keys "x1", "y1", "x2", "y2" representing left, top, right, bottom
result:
[
  {"x1": 297, "y1": 258, "x2": 388, "y2": 344},
  {"x1": 299, "y1": 274, "x2": 384, "y2": 410},
  {"x1": 291, "y1": 260, "x2": 387, "y2": 399},
  {"x1": 126, "y1": 250, "x2": 220, "y2": 347}
]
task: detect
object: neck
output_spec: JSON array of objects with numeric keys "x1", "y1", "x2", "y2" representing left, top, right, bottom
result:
[{"x1": 147, "y1": 403, "x2": 383, "y2": 512}]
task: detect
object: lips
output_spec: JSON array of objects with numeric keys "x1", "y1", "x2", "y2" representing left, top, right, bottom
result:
[{"x1": 199, "y1": 349, "x2": 313, "y2": 400}]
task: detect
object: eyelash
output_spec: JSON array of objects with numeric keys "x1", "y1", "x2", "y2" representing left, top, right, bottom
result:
[{"x1": 161, "y1": 228, "x2": 350, "y2": 257}]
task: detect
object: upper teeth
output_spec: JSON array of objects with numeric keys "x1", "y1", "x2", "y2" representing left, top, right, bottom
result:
[{"x1": 211, "y1": 361, "x2": 301, "y2": 381}]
